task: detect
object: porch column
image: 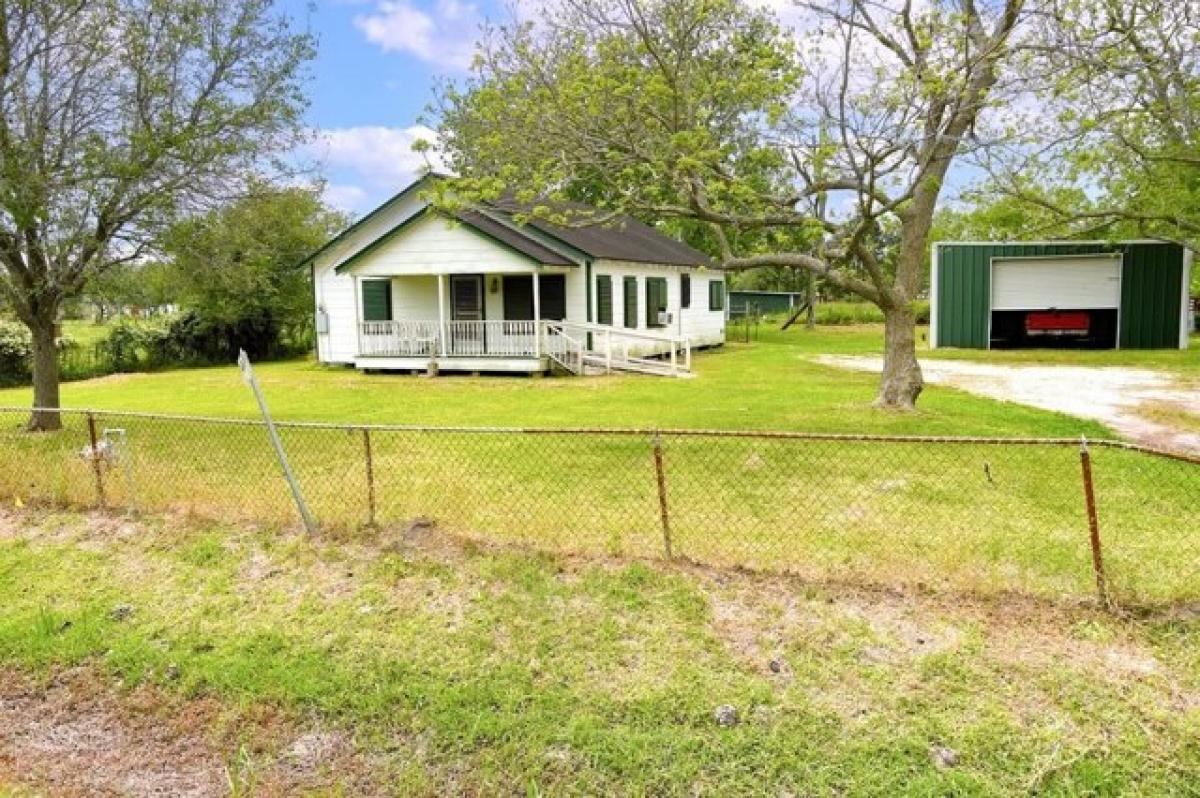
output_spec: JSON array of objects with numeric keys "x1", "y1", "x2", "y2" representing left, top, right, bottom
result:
[
  {"x1": 437, "y1": 273, "x2": 448, "y2": 357},
  {"x1": 532, "y1": 270, "x2": 541, "y2": 358}
]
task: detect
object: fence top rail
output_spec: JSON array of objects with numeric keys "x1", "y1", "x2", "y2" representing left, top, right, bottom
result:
[{"x1": 3, "y1": 405, "x2": 1199, "y2": 463}]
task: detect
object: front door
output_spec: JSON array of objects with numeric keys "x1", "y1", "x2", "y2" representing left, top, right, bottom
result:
[{"x1": 450, "y1": 274, "x2": 484, "y2": 354}]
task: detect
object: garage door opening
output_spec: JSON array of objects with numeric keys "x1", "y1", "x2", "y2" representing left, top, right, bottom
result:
[
  {"x1": 989, "y1": 255, "x2": 1122, "y2": 350},
  {"x1": 990, "y1": 308, "x2": 1118, "y2": 349}
]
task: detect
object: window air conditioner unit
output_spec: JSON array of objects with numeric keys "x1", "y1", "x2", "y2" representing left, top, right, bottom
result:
[{"x1": 657, "y1": 311, "x2": 672, "y2": 325}]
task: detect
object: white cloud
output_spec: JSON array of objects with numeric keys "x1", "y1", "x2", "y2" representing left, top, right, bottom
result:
[
  {"x1": 353, "y1": 0, "x2": 483, "y2": 71},
  {"x1": 322, "y1": 184, "x2": 370, "y2": 211},
  {"x1": 307, "y1": 125, "x2": 446, "y2": 212},
  {"x1": 311, "y1": 125, "x2": 442, "y2": 185}
]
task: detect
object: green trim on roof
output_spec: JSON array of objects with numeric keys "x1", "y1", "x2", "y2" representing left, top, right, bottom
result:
[
  {"x1": 334, "y1": 207, "x2": 434, "y2": 274},
  {"x1": 299, "y1": 171, "x2": 444, "y2": 270},
  {"x1": 334, "y1": 207, "x2": 553, "y2": 275},
  {"x1": 452, "y1": 217, "x2": 554, "y2": 267}
]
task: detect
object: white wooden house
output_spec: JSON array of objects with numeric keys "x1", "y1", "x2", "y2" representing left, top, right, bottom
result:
[{"x1": 306, "y1": 174, "x2": 726, "y2": 376}]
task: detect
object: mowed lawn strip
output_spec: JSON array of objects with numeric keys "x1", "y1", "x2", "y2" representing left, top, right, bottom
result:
[
  {"x1": 0, "y1": 509, "x2": 1197, "y2": 796},
  {"x1": 0, "y1": 325, "x2": 1116, "y2": 437},
  {"x1": 0, "y1": 325, "x2": 1194, "y2": 604}
]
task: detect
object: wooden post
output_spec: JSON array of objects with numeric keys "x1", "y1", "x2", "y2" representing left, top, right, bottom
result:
[
  {"x1": 605, "y1": 328, "x2": 613, "y2": 373},
  {"x1": 532, "y1": 271, "x2": 542, "y2": 359},
  {"x1": 362, "y1": 427, "x2": 376, "y2": 528},
  {"x1": 86, "y1": 411, "x2": 106, "y2": 507},
  {"x1": 1079, "y1": 437, "x2": 1113, "y2": 609},
  {"x1": 652, "y1": 432, "x2": 673, "y2": 560},
  {"x1": 437, "y1": 274, "x2": 448, "y2": 358}
]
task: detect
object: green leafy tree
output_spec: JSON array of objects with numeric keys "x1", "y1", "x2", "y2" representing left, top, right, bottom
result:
[
  {"x1": 0, "y1": 0, "x2": 314, "y2": 430},
  {"x1": 927, "y1": 186, "x2": 1109, "y2": 273},
  {"x1": 986, "y1": 0, "x2": 1199, "y2": 292},
  {"x1": 435, "y1": 0, "x2": 1028, "y2": 408},
  {"x1": 162, "y1": 185, "x2": 347, "y2": 357},
  {"x1": 82, "y1": 261, "x2": 179, "y2": 322}
]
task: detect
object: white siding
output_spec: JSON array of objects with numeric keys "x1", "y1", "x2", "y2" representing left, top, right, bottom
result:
[
  {"x1": 316, "y1": 213, "x2": 566, "y2": 363},
  {"x1": 314, "y1": 263, "x2": 358, "y2": 364},
  {"x1": 319, "y1": 190, "x2": 427, "y2": 269},
  {"x1": 314, "y1": 201, "x2": 726, "y2": 364},
  {"x1": 589, "y1": 260, "x2": 726, "y2": 352},
  {"x1": 991, "y1": 256, "x2": 1122, "y2": 310},
  {"x1": 393, "y1": 275, "x2": 440, "y2": 320},
  {"x1": 313, "y1": 189, "x2": 428, "y2": 364},
  {"x1": 565, "y1": 267, "x2": 588, "y2": 324},
  {"x1": 352, "y1": 213, "x2": 540, "y2": 276},
  {"x1": 686, "y1": 272, "x2": 727, "y2": 347}
]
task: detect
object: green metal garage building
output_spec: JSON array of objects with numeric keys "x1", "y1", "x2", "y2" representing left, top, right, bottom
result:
[{"x1": 931, "y1": 241, "x2": 1192, "y2": 350}]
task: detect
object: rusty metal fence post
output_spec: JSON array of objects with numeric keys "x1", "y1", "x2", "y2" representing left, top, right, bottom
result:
[
  {"x1": 85, "y1": 411, "x2": 106, "y2": 507},
  {"x1": 362, "y1": 427, "x2": 377, "y2": 528},
  {"x1": 1079, "y1": 437, "x2": 1113, "y2": 609},
  {"x1": 652, "y1": 432, "x2": 673, "y2": 560}
]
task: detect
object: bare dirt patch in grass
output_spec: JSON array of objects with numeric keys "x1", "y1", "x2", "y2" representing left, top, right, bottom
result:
[
  {"x1": 4, "y1": 507, "x2": 1200, "y2": 793},
  {"x1": 703, "y1": 571, "x2": 1179, "y2": 692},
  {"x1": 0, "y1": 669, "x2": 379, "y2": 797},
  {"x1": 815, "y1": 355, "x2": 1200, "y2": 453}
]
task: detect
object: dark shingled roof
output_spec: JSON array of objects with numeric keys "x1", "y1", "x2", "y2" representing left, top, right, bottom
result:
[
  {"x1": 314, "y1": 172, "x2": 718, "y2": 272},
  {"x1": 486, "y1": 200, "x2": 716, "y2": 268},
  {"x1": 455, "y1": 209, "x2": 574, "y2": 266}
]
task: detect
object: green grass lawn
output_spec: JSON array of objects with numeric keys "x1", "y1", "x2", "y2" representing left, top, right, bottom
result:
[
  {"x1": 0, "y1": 324, "x2": 1121, "y2": 437},
  {"x1": 60, "y1": 318, "x2": 114, "y2": 347},
  {"x1": 2, "y1": 508, "x2": 1199, "y2": 795},
  {"x1": 0, "y1": 325, "x2": 1194, "y2": 605}
]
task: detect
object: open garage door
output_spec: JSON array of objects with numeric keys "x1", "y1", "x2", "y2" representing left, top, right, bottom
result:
[{"x1": 990, "y1": 255, "x2": 1122, "y2": 349}]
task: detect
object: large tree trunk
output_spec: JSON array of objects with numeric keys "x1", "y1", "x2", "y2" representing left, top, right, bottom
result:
[
  {"x1": 27, "y1": 318, "x2": 62, "y2": 432},
  {"x1": 876, "y1": 305, "x2": 923, "y2": 409}
]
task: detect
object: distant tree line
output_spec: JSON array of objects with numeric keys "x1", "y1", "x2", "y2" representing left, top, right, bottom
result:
[{"x1": 0, "y1": 185, "x2": 346, "y2": 386}]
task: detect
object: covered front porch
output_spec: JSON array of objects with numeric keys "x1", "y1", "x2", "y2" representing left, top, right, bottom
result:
[{"x1": 354, "y1": 271, "x2": 573, "y2": 373}]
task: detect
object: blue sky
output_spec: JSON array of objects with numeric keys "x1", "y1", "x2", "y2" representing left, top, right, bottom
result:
[
  {"x1": 287, "y1": 1, "x2": 978, "y2": 220},
  {"x1": 286, "y1": 0, "x2": 515, "y2": 215}
]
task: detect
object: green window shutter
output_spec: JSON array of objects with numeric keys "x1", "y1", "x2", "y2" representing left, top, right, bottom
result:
[
  {"x1": 361, "y1": 280, "x2": 392, "y2": 322},
  {"x1": 680, "y1": 273, "x2": 691, "y2": 308},
  {"x1": 596, "y1": 275, "x2": 613, "y2": 325},
  {"x1": 646, "y1": 276, "x2": 667, "y2": 327},
  {"x1": 623, "y1": 276, "x2": 638, "y2": 328},
  {"x1": 708, "y1": 279, "x2": 725, "y2": 311}
]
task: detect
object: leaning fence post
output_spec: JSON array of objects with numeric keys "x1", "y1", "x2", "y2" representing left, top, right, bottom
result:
[
  {"x1": 237, "y1": 350, "x2": 318, "y2": 535},
  {"x1": 1079, "y1": 436, "x2": 1113, "y2": 609},
  {"x1": 362, "y1": 427, "x2": 377, "y2": 528},
  {"x1": 85, "y1": 411, "x2": 106, "y2": 508},
  {"x1": 652, "y1": 432, "x2": 673, "y2": 560}
]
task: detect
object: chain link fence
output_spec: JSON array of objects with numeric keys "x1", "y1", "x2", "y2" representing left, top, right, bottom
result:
[{"x1": 0, "y1": 406, "x2": 1196, "y2": 607}]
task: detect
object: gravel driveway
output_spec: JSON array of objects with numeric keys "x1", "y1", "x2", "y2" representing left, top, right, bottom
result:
[{"x1": 815, "y1": 355, "x2": 1200, "y2": 454}]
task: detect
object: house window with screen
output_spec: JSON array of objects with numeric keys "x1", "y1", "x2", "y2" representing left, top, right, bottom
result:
[
  {"x1": 623, "y1": 276, "x2": 638, "y2": 328},
  {"x1": 596, "y1": 274, "x2": 613, "y2": 325},
  {"x1": 708, "y1": 279, "x2": 725, "y2": 312}
]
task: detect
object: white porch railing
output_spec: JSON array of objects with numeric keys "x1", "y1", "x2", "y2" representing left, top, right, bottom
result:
[
  {"x1": 358, "y1": 320, "x2": 541, "y2": 358},
  {"x1": 446, "y1": 320, "x2": 538, "y2": 357},
  {"x1": 541, "y1": 321, "x2": 585, "y2": 374},
  {"x1": 358, "y1": 319, "x2": 691, "y2": 375},
  {"x1": 359, "y1": 321, "x2": 441, "y2": 357},
  {"x1": 551, "y1": 320, "x2": 692, "y2": 375}
]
